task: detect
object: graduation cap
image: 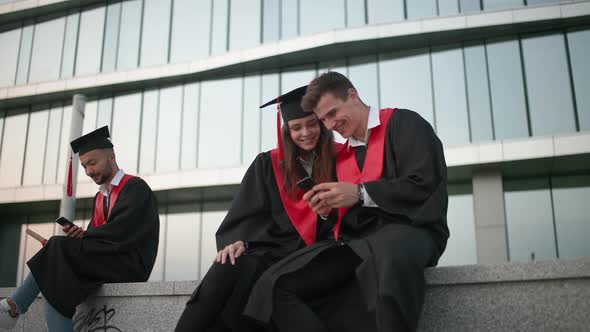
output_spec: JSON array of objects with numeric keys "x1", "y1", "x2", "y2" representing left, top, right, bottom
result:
[
  {"x1": 70, "y1": 126, "x2": 114, "y2": 156},
  {"x1": 260, "y1": 85, "x2": 309, "y2": 160}
]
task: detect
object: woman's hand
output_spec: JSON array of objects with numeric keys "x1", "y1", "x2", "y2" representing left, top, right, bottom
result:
[{"x1": 215, "y1": 240, "x2": 246, "y2": 265}]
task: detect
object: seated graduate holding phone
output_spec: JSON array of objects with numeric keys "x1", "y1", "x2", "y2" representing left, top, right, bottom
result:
[
  {"x1": 0, "y1": 126, "x2": 159, "y2": 331},
  {"x1": 174, "y1": 86, "x2": 339, "y2": 332}
]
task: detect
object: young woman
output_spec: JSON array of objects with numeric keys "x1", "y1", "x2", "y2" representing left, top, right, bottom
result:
[{"x1": 174, "y1": 86, "x2": 337, "y2": 332}]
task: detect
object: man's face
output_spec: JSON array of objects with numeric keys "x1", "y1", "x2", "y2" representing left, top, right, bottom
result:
[
  {"x1": 79, "y1": 149, "x2": 113, "y2": 185},
  {"x1": 313, "y1": 89, "x2": 359, "y2": 139}
]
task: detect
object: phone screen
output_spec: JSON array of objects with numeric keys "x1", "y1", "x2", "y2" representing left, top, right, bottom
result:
[
  {"x1": 55, "y1": 216, "x2": 75, "y2": 227},
  {"x1": 296, "y1": 176, "x2": 316, "y2": 192}
]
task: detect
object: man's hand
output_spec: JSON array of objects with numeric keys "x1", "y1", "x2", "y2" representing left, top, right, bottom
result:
[
  {"x1": 306, "y1": 182, "x2": 360, "y2": 212},
  {"x1": 62, "y1": 224, "x2": 84, "y2": 238},
  {"x1": 215, "y1": 240, "x2": 246, "y2": 265}
]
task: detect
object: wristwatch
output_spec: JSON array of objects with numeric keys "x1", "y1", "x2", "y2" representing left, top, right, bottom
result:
[{"x1": 357, "y1": 183, "x2": 365, "y2": 202}]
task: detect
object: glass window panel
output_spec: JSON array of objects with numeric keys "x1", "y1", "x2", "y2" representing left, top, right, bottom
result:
[
  {"x1": 346, "y1": 0, "x2": 366, "y2": 27},
  {"x1": 379, "y1": 49, "x2": 435, "y2": 125},
  {"x1": 281, "y1": 0, "x2": 298, "y2": 39},
  {"x1": 200, "y1": 201, "x2": 231, "y2": 280},
  {"x1": 29, "y1": 16, "x2": 65, "y2": 83},
  {"x1": 139, "y1": 90, "x2": 158, "y2": 174},
  {"x1": 464, "y1": 42, "x2": 494, "y2": 142},
  {"x1": 486, "y1": 38, "x2": 529, "y2": 140},
  {"x1": 281, "y1": 65, "x2": 316, "y2": 93},
  {"x1": 527, "y1": 0, "x2": 558, "y2": 5},
  {"x1": 181, "y1": 82, "x2": 200, "y2": 170},
  {"x1": 504, "y1": 178, "x2": 557, "y2": 262},
  {"x1": 21, "y1": 222, "x2": 54, "y2": 279},
  {"x1": 432, "y1": 45, "x2": 470, "y2": 146},
  {"x1": 77, "y1": 100, "x2": 98, "y2": 181},
  {"x1": 300, "y1": 0, "x2": 345, "y2": 35},
  {"x1": 43, "y1": 104, "x2": 63, "y2": 184},
  {"x1": 211, "y1": 0, "x2": 228, "y2": 55},
  {"x1": 438, "y1": 0, "x2": 460, "y2": 15},
  {"x1": 101, "y1": 2, "x2": 121, "y2": 73},
  {"x1": 0, "y1": 26, "x2": 21, "y2": 87},
  {"x1": 407, "y1": 0, "x2": 437, "y2": 19},
  {"x1": 348, "y1": 55, "x2": 379, "y2": 109},
  {"x1": 57, "y1": 105, "x2": 72, "y2": 185},
  {"x1": 522, "y1": 33, "x2": 575, "y2": 136},
  {"x1": 260, "y1": 72, "x2": 279, "y2": 152},
  {"x1": 112, "y1": 92, "x2": 142, "y2": 174},
  {"x1": 15, "y1": 21, "x2": 34, "y2": 85},
  {"x1": 367, "y1": 0, "x2": 404, "y2": 24},
  {"x1": 262, "y1": 0, "x2": 279, "y2": 42},
  {"x1": 148, "y1": 212, "x2": 166, "y2": 282},
  {"x1": 459, "y1": 0, "x2": 481, "y2": 12},
  {"x1": 140, "y1": 0, "x2": 171, "y2": 66},
  {"x1": 199, "y1": 77, "x2": 243, "y2": 168},
  {"x1": 60, "y1": 11, "x2": 80, "y2": 79},
  {"x1": 170, "y1": 0, "x2": 211, "y2": 63},
  {"x1": 483, "y1": 0, "x2": 523, "y2": 10},
  {"x1": 117, "y1": 0, "x2": 142, "y2": 70},
  {"x1": 96, "y1": 97, "x2": 113, "y2": 128},
  {"x1": 567, "y1": 28, "x2": 590, "y2": 131},
  {"x1": 438, "y1": 186, "x2": 476, "y2": 266},
  {"x1": 242, "y1": 74, "x2": 261, "y2": 164},
  {"x1": 23, "y1": 107, "x2": 49, "y2": 186},
  {"x1": 76, "y1": 6, "x2": 106, "y2": 76},
  {"x1": 165, "y1": 205, "x2": 200, "y2": 281},
  {"x1": 551, "y1": 176, "x2": 590, "y2": 259},
  {"x1": 157, "y1": 86, "x2": 183, "y2": 173},
  {"x1": 229, "y1": 0, "x2": 261, "y2": 51},
  {"x1": 0, "y1": 111, "x2": 28, "y2": 187},
  {"x1": 0, "y1": 221, "x2": 20, "y2": 287}
]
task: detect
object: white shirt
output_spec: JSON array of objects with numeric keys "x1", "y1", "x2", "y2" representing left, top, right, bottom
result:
[
  {"x1": 99, "y1": 169, "x2": 125, "y2": 206},
  {"x1": 347, "y1": 106, "x2": 379, "y2": 207}
]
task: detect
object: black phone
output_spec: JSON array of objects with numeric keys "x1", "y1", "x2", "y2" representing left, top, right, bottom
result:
[
  {"x1": 296, "y1": 176, "x2": 316, "y2": 192},
  {"x1": 55, "y1": 216, "x2": 75, "y2": 227}
]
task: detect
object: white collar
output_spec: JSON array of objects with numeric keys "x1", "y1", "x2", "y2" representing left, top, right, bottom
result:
[
  {"x1": 99, "y1": 169, "x2": 125, "y2": 197},
  {"x1": 348, "y1": 106, "x2": 380, "y2": 149}
]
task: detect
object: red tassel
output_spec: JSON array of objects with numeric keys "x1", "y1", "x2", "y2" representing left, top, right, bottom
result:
[
  {"x1": 276, "y1": 97, "x2": 284, "y2": 160},
  {"x1": 67, "y1": 152, "x2": 73, "y2": 197}
]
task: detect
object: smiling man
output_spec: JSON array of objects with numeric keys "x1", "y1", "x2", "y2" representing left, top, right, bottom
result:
[
  {"x1": 0, "y1": 126, "x2": 159, "y2": 331},
  {"x1": 247, "y1": 72, "x2": 449, "y2": 332}
]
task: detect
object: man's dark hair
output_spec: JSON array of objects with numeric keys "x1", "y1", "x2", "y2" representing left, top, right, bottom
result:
[{"x1": 301, "y1": 71, "x2": 355, "y2": 113}]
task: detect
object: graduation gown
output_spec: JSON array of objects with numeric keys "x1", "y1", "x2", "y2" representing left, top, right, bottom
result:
[
  {"x1": 244, "y1": 109, "x2": 449, "y2": 331},
  {"x1": 27, "y1": 177, "x2": 159, "y2": 318}
]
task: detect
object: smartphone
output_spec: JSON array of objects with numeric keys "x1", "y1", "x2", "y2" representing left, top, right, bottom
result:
[
  {"x1": 296, "y1": 176, "x2": 316, "y2": 192},
  {"x1": 55, "y1": 216, "x2": 75, "y2": 228}
]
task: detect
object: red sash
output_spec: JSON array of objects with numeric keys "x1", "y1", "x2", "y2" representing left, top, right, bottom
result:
[
  {"x1": 92, "y1": 174, "x2": 134, "y2": 228},
  {"x1": 333, "y1": 108, "x2": 396, "y2": 239},
  {"x1": 270, "y1": 149, "x2": 317, "y2": 246}
]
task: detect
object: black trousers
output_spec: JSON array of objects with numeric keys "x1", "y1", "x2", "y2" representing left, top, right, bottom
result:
[
  {"x1": 175, "y1": 254, "x2": 272, "y2": 332},
  {"x1": 271, "y1": 244, "x2": 377, "y2": 332}
]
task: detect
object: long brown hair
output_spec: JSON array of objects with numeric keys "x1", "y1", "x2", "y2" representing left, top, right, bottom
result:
[{"x1": 279, "y1": 120, "x2": 334, "y2": 197}]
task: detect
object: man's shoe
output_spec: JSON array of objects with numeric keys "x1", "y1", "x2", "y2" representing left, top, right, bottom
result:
[{"x1": 0, "y1": 298, "x2": 18, "y2": 329}]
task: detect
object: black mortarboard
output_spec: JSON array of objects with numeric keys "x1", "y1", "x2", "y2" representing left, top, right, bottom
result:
[
  {"x1": 70, "y1": 126, "x2": 114, "y2": 156},
  {"x1": 259, "y1": 85, "x2": 309, "y2": 122},
  {"x1": 259, "y1": 85, "x2": 310, "y2": 160}
]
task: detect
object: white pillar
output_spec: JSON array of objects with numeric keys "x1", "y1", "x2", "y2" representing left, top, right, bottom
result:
[{"x1": 58, "y1": 94, "x2": 86, "y2": 224}]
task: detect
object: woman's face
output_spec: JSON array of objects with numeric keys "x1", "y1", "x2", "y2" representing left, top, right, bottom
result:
[{"x1": 288, "y1": 114, "x2": 321, "y2": 152}]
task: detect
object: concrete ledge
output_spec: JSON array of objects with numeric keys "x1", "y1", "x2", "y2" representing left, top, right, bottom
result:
[
  {"x1": 1, "y1": 258, "x2": 588, "y2": 331},
  {"x1": 1, "y1": 2, "x2": 589, "y2": 108}
]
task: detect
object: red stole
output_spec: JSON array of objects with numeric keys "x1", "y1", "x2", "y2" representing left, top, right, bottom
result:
[
  {"x1": 92, "y1": 174, "x2": 134, "y2": 228},
  {"x1": 270, "y1": 149, "x2": 317, "y2": 246},
  {"x1": 333, "y1": 108, "x2": 396, "y2": 239}
]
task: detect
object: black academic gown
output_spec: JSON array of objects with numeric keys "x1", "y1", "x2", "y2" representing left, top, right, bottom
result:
[
  {"x1": 184, "y1": 151, "x2": 331, "y2": 330},
  {"x1": 27, "y1": 177, "x2": 159, "y2": 318},
  {"x1": 244, "y1": 109, "x2": 449, "y2": 331}
]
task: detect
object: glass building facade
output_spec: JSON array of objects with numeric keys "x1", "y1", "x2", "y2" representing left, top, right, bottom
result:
[{"x1": 0, "y1": 0, "x2": 589, "y2": 286}]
